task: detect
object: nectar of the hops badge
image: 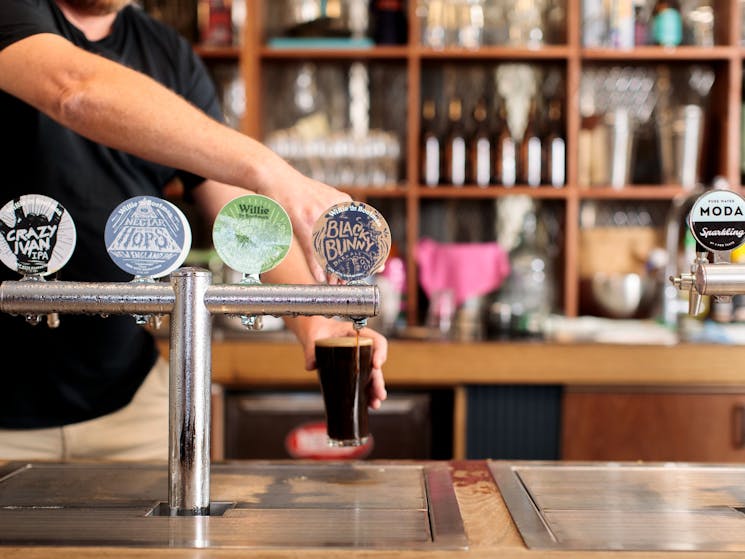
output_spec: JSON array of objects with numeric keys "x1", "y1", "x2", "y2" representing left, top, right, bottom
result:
[
  {"x1": 105, "y1": 196, "x2": 191, "y2": 278},
  {"x1": 0, "y1": 194, "x2": 76, "y2": 276},
  {"x1": 312, "y1": 201, "x2": 391, "y2": 281},
  {"x1": 212, "y1": 194, "x2": 292, "y2": 275}
]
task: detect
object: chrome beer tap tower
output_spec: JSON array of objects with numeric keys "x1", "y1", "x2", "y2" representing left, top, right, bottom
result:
[
  {"x1": 0, "y1": 194, "x2": 389, "y2": 517},
  {"x1": 670, "y1": 189, "x2": 745, "y2": 320}
]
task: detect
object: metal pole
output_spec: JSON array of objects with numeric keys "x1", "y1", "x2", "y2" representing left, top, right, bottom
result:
[
  {"x1": 169, "y1": 267, "x2": 212, "y2": 516},
  {"x1": 0, "y1": 281, "x2": 377, "y2": 318},
  {"x1": 0, "y1": 280, "x2": 174, "y2": 315},
  {"x1": 204, "y1": 283, "x2": 378, "y2": 317},
  {"x1": 696, "y1": 264, "x2": 745, "y2": 296}
]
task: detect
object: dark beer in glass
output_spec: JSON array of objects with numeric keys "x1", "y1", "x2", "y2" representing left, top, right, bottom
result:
[{"x1": 315, "y1": 336, "x2": 372, "y2": 446}]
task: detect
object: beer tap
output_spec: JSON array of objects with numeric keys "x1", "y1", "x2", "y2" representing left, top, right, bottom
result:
[
  {"x1": 670, "y1": 189, "x2": 745, "y2": 312},
  {"x1": 0, "y1": 195, "x2": 77, "y2": 328},
  {"x1": 211, "y1": 194, "x2": 296, "y2": 332},
  {"x1": 311, "y1": 200, "x2": 392, "y2": 332},
  {"x1": 0, "y1": 193, "x2": 383, "y2": 518},
  {"x1": 105, "y1": 196, "x2": 193, "y2": 330}
]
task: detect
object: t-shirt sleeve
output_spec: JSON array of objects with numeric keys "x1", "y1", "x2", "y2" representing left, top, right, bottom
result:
[
  {"x1": 0, "y1": 0, "x2": 57, "y2": 52},
  {"x1": 174, "y1": 47, "x2": 226, "y2": 196}
]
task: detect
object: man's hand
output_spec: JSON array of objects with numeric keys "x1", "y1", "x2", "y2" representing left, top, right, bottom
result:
[
  {"x1": 292, "y1": 316, "x2": 388, "y2": 410},
  {"x1": 255, "y1": 171, "x2": 351, "y2": 283}
]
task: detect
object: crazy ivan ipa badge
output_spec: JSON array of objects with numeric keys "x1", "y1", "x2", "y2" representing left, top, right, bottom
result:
[
  {"x1": 0, "y1": 194, "x2": 76, "y2": 276},
  {"x1": 312, "y1": 202, "x2": 391, "y2": 281},
  {"x1": 105, "y1": 196, "x2": 191, "y2": 278}
]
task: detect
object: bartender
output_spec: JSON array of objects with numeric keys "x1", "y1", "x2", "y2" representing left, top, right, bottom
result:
[{"x1": 0, "y1": 0, "x2": 387, "y2": 461}]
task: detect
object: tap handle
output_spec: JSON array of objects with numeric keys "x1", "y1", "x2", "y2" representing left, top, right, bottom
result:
[
  {"x1": 0, "y1": 194, "x2": 76, "y2": 278},
  {"x1": 238, "y1": 273, "x2": 264, "y2": 330},
  {"x1": 311, "y1": 201, "x2": 390, "y2": 326},
  {"x1": 687, "y1": 189, "x2": 745, "y2": 255},
  {"x1": 312, "y1": 201, "x2": 391, "y2": 284},
  {"x1": 688, "y1": 286, "x2": 704, "y2": 316},
  {"x1": 105, "y1": 196, "x2": 191, "y2": 280},
  {"x1": 0, "y1": 195, "x2": 77, "y2": 327},
  {"x1": 212, "y1": 195, "x2": 293, "y2": 330}
]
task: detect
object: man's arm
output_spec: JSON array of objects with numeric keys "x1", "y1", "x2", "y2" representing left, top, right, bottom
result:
[{"x1": 0, "y1": 33, "x2": 348, "y2": 281}]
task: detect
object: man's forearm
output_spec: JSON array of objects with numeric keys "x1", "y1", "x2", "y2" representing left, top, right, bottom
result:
[{"x1": 0, "y1": 33, "x2": 292, "y2": 194}]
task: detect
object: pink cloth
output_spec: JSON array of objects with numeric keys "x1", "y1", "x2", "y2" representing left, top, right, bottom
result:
[{"x1": 415, "y1": 238, "x2": 511, "y2": 306}]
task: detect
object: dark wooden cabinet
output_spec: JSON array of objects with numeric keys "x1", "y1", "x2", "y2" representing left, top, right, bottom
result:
[{"x1": 562, "y1": 387, "x2": 745, "y2": 462}]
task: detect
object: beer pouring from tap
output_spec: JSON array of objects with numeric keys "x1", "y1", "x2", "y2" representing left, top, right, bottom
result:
[
  {"x1": 670, "y1": 189, "x2": 745, "y2": 312},
  {"x1": 311, "y1": 201, "x2": 391, "y2": 447}
]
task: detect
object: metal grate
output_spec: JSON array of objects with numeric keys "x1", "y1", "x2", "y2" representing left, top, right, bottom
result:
[{"x1": 0, "y1": 462, "x2": 467, "y2": 550}]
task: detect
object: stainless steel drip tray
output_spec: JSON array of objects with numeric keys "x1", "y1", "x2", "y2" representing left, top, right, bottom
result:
[
  {"x1": 490, "y1": 460, "x2": 745, "y2": 551},
  {"x1": 0, "y1": 461, "x2": 467, "y2": 549}
]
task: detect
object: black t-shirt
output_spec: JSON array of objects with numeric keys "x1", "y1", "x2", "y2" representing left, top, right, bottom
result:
[{"x1": 0, "y1": 0, "x2": 223, "y2": 428}]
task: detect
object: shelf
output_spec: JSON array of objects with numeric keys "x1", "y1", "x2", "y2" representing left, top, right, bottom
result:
[
  {"x1": 193, "y1": 44, "x2": 241, "y2": 59},
  {"x1": 415, "y1": 186, "x2": 687, "y2": 200},
  {"x1": 577, "y1": 186, "x2": 691, "y2": 199},
  {"x1": 582, "y1": 46, "x2": 736, "y2": 61},
  {"x1": 417, "y1": 186, "x2": 570, "y2": 199},
  {"x1": 255, "y1": 44, "x2": 734, "y2": 61},
  {"x1": 259, "y1": 45, "x2": 409, "y2": 59},
  {"x1": 338, "y1": 186, "x2": 408, "y2": 198},
  {"x1": 416, "y1": 45, "x2": 573, "y2": 60}
]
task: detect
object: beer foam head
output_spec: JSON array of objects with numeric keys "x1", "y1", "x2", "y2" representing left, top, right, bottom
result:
[{"x1": 315, "y1": 336, "x2": 373, "y2": 348}]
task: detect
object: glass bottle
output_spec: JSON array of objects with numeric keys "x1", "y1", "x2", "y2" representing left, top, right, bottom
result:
[
  {"x1": 519, "y1": 99, "x2": 542, "y2": 187},
  {"x1": 371, "y1": 0, "x2": 408, "y2": 45},
  {"x1": 492, "y1": 102, "x2": 516, "y2": 187},
  {"x1": 542, "y1": 100, "x2": 566, "y2": 188},
  {"x1": 420, "y1": 99, "x2": 441, "y2": 187},
  {"x1": 497, "y1": 210, "x2": 555, "y2": 338},
  {"x1": 633, "y1": 2, "x2": 648, "y2": 46},
  {"x1": 469, "y1": 98, "x2": 492, "y2": 187},
  {"x1": 443, "y1": 97, "x2": 467, "y2": 186},
  {"x1": 651, "y1": 0, "x2": 682, "y2": 46}
]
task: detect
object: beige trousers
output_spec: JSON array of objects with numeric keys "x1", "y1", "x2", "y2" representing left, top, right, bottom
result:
[{"x1": 0, "y1": 356, "x2": 169, "y2": 462}]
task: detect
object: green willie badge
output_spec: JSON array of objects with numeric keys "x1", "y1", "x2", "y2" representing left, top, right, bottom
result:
[{"x1": 212, "y1": 194, "x2": 292, "y2": 275}]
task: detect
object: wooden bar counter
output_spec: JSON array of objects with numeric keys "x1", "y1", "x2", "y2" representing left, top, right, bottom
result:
[
  {"x1": 1, "y1": 459, "x2": 740, "y2": 559},
  {"x1": 200, "y1": 339, "x2": 745, "y2": 387}
]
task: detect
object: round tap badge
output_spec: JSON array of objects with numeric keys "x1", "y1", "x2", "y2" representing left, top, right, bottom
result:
[
  {"x1": 104, "y1": 196, "x2": 191, "y2": 278},
  {"x1": 212, "y1": 194, "x2": 292, "y2": 275},
  {"x1": 689, "y1": 189, "x2": 745, "y2": 253},
  {"x1": 312, "y1": 201, "x2": 391, "y2": 281},
  {"x1": 0, "y1": 194, "x2": 76, "y2": 276}
]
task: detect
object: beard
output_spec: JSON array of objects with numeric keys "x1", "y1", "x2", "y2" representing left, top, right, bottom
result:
[{"x1": 60, "y1": 0, "x2": 131, "y2": 15}]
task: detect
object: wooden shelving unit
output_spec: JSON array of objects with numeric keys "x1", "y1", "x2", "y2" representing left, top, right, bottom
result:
[{"x1": 208, "y1": 0, "x2": 744, "y2": 323}]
